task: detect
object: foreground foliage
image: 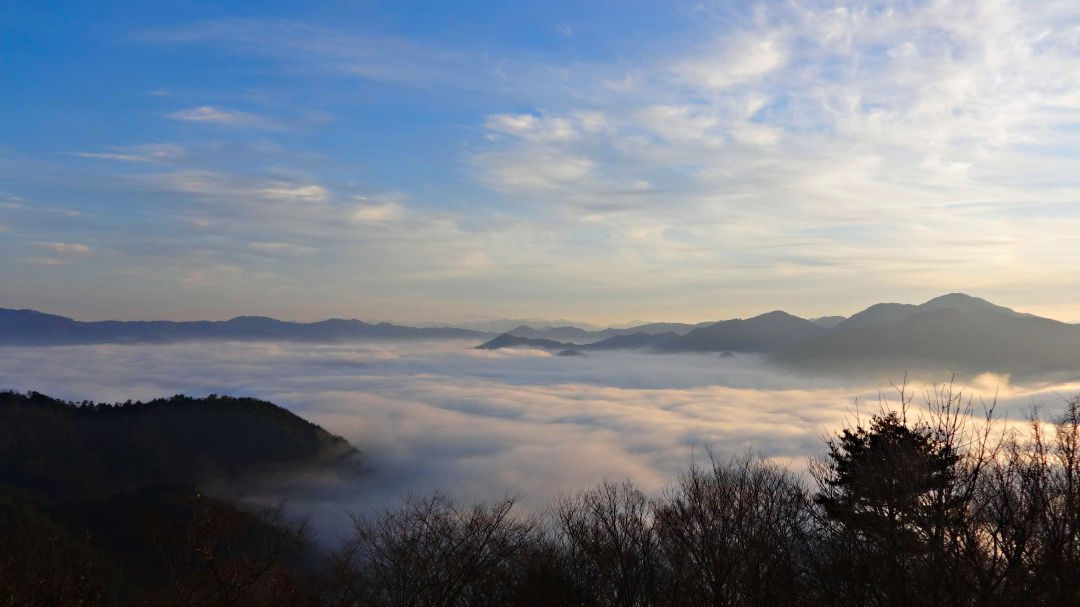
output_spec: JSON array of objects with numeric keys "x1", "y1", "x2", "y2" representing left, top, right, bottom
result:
[{"x1": 5, "y1": 387, "x2": 1080, "y2": 606}]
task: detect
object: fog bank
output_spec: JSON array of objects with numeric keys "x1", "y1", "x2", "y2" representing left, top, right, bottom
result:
[{"x1": 2, "y1": 340, "x2": 1076, "y2": 541}]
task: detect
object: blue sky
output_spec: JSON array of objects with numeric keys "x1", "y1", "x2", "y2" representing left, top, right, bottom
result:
[{"x1": 3, "y1": 1, "x2": 1080, "y2": 323}]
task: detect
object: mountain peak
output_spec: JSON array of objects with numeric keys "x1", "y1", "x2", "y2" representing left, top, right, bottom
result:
[
  {"x1": 749, "y1": 310, "x2": 803, "y2": 322},
  {"x1": 922, "y1": 293, "x2": 990, "y2": 307},
  {"x1": 919, "y1": 293, "x2": 1021, "y2": 316}
]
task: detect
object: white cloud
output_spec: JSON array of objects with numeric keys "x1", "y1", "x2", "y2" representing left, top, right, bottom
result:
[
  {"x1": 149, "y1": 171, "x2": 327, "y2": 205},
  {"x1": 352, "y1": 200, "x2": 405, "y2": 223},
  {"x1": 247, "y1": 241, "x2": 314, "y2": 255},
  {"x1": 32, "y1": 241, "x2": 92, "y2": 255},
  {"x1": 168, "y1": 106, "x2": 268, "y2": 127},
  {"x1": 476, "y1": 149, "x2": 594, "y2": 194},
  {"x1": 676, "y1": 33, "x2": 787, "y2": 90},
  {"x1": 76, "y1": 143, "x2": 185, "y2": 163},
  {"x1": 77, "y1": 152, "x2": 151, "y2": 162},
  {"x1": 485, "y1": 113, "x2": 577, "y2": 142},
  {"x1": 257, "y1": 184, "x2": 328, "y2": 202},
  {"x1": 639, "y1": 105, "x2": 721, "y2": 143},
  {"x1": 26, "y1": 242, "x2": 94, "y2": 266}
]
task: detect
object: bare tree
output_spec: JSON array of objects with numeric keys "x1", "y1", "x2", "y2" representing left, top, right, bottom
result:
[
  {"x1": 330, "y1": 493, "x2": 537, "y2": 607},
  {"x1": 652, "y1": 452, "x2": 809, "y2": 607},
  {"x1": 554, "y1": 480, "x2": 659, "y2": 607}
]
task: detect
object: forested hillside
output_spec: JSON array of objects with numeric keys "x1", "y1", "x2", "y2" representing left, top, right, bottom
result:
[{"x1": 0, "y1": 392, "x2": 355, "y2": 605}]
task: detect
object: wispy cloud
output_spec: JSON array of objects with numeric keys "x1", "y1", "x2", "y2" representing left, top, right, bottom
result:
[
  {"x1": 140, "y1": 18, "x2": 480, "y2": 87},
  {"x1": 76, "y1": 143, "x2": 185, "y2": 163},
  {"x1": 27, "y1": 241, "x2": 94, "y2": 266},
  {"x1": 32, "y1": 241, "x2": 92, "y2": 255},
  {"x1": 675, "y1": 32, "x2": 787, "y2": 90},
  {"x1": 168, "y1": 106, "x2": 272, "y2": 127},
  {"x1": 351, "y1": 199, "x2": 405, "y2": 223}
]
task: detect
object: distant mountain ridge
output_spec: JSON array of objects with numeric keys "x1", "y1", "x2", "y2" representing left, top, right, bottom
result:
[
  {"x1": 476, "y1": 293, "x2": 1080, "y2": 380},
  {"x1": 501, "y1": 321, "x2": 713, "y2": 342},
  {"x1": 9, "y1": 295, "x2": 1080, "y2": 379},
  {"x1": 834, "y1": 293, "x2": 1029, "y2": 331},
  {"x1": 0, "y1": 307, "x2": 767, "y2": 347},
  {"x1": 476, "y1": 310, "x2": 826, "y2": 355},
  {"x1": 474, "y1": 333, "x2": 575, "y2": 351},
  {"x1": 0, "y1": 308, "x2": 490, "y2": 345}
]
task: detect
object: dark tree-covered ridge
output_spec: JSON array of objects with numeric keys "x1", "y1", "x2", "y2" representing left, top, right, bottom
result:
[
  {"x1": 0, "y1": 390, "x2": 356, "y2": 501},
  {"x1": 0, "y1": 391, "x2": 356, "y2": 606}
]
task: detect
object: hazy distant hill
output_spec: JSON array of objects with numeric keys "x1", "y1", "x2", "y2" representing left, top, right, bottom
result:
[
  {"x1": 476, "y1": 293, "x2": 1080, "y2": 379},
  {"x1": 484, "y1": 311, "x2": 826, "y2": 355},
  {"x1": 834, "y1": 293, "x2": 1028, "y2": 331},
  {"x1": 0, "y1": 308, "x2": 490, "y2": 345},
  {"x1": 0, "y1": 308, "x2": 707, "y2": 346},
  {"x1": 9, "y1": 295, "x2": 1080, "y2": 379},
  {"x1": 810, "y1": 316, "x2": 847, "y2": 329},
  {"x1": 446, "y1": 318, "x2": 602, "y2": 333},
  {"x1": 583, "y1": 331, "x2": 681, "y2": 350},
  {"x1": 501, "y1": 321, "x2": 711, "y2": 342},
  {"x1": 780, "y1": 306, "x2": 1080, "y2": 377},
  {"x1": 475, "y1": 333, "x2": 575, "y2": 351},
  {"x1": 657, "y1": 311, "x2": 825, "y2": 353}
]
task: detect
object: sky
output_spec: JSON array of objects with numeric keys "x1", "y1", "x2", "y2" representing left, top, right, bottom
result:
[{"x1": 3, "y1": 0, "x2": 1080, "y2": 324}]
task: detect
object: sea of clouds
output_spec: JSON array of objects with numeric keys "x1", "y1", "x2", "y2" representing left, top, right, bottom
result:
[{"x1": 2, "y1": 340, "x2": 1078, "y2": 542}]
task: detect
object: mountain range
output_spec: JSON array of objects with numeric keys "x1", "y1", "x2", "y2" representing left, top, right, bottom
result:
[
  {"x1": 6, "y1": 294, "x2": 1080, "y2": 379},
  {"x1": 0, "y1": 308, "x2": 489, "y2": 345},
  {"x1": 477, "y1": 294, "x2": 1080, "y2": 379}
]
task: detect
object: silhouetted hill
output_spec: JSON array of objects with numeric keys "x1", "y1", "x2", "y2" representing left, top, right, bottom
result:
[
  {"x1": 582, "y1": 331, "x2": 680, "y2": 350},
  {"x1": 810, "y1": 316, "x2": 847, "y2": 329},
  {"x1": 487, "y1": 312, "x2": 825, "y2": 354},
  {"x1": 502, "y1": 321, "x2": 711, "y2": 342},
  {"x1": 0, "y1": 391, "x2": 355, "y2": 502},
  {"x1": 658, "y1": 311, "x2": 825, "y2": 353},
  {"x1": 448, "y1": 318, "x2": 601, "y2": 333},
  {"x1": 0, "y1": 308, "x2": 489, "y2": 345},
  {"x1": 834, "y1": 293, "x2": 1028, "y2": 331},
  {"x1": 468, "y1": 294, "x2": 1080, "y2": 379},
  {"x1": 505, "y1": 325, "x2": 598, "y2": 342},
  {"x1": 780, "y1": 307, "x2": 1080, "y2": 377},
  {"x1": 475, "y1": 333, "x2": 575, "y2": 350}
]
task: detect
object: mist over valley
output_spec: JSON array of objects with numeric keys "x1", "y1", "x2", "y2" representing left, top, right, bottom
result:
[{"x1": 5, "y1": 294, "x2": 1080, "y2": 539}]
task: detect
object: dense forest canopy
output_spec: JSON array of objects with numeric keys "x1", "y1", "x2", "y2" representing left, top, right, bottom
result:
[
  {"x1": 0, "y1": 391, "x2": 356, "y2": 605},
  {"x1": 0, "y1": 391, "x2": 355, "y2": 500}
]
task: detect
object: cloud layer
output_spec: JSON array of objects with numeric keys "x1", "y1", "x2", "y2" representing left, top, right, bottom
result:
[{"x1": 3, "y1": 341, "x2": 1077, "y2": 540}]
